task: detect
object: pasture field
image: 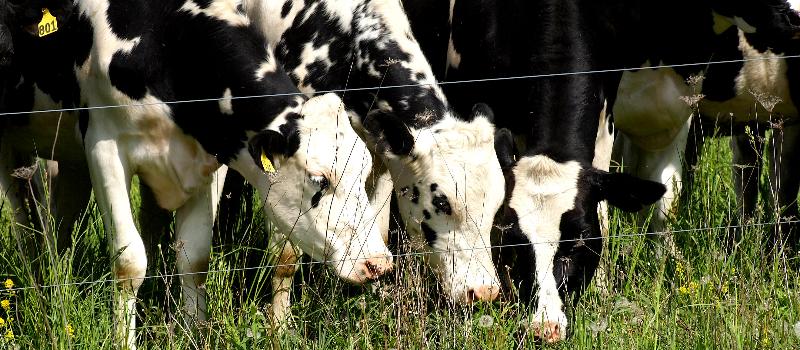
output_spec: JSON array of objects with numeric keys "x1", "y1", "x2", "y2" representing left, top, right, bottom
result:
[{"x1": 1, "y1": 133, "x2": 799, "y2": 349}]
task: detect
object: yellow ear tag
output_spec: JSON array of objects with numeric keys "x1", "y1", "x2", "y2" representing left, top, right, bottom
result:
[
  {"x1": 260, "y1": 151, "x2": 276, "y2": 174},
  {"x1": 38, "y1": 8, "x2": 59, "y2": 38}
]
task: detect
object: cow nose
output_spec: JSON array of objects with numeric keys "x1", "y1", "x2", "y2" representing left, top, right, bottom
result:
[
  {"x1": 354, "y1": 256, "x2": 394, "y2": 282},
  {"x1": 465, "y1": 285, "x2": 500, "y2": 303}
]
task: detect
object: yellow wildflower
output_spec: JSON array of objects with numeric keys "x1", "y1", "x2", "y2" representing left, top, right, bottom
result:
[
  {"x1": 65, "y1": 323, "x2": 74, "y2": 338},
  {"x1": 0, "y1": 317, "x2": 4, "y2": 327},
  {"x1": 3, "y1": 329, "x2": 13, "y2": 341},
  {"x1": 3, "y1": 279, "x2": 12, "y2": 290},
  {"x1": 0, "y1": 300, "x2": 9, "y2": 310}
]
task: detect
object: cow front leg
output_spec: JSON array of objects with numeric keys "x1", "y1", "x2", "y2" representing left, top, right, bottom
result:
[
  {"x1": 767, "y1": 123, "x2": 800, "y2": 251},
  {"x1": 85, "y1": 137, "x2": 143, "y2": 350},
  {"x1": 730, "y1": 125, "x2": 764, "y2": 248},
  {"x1": 268, "y1": 232, "x2": 300, "y2": 330},
  {"x1": 48, "y1": 160, "x2": 93, "y2": 253},
  {"x1": 174, "y1": 171, "x2": 219, "y2": 339}
]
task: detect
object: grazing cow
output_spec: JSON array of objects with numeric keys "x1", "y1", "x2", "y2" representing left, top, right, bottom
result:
[
  {"x1": 0, "y1": 0, "x2": 90, "y2": 255},
  {"x1": 612, "y1": 0, "x2": 800, "y2": 242},
  {"x1": 6, "y1": 0, "x2": 392, "y2": 348},
  {"x1": 240, "y1": 0, "x2": 505, "y2": 310},
  {"x1": 404, "y1": 0, "x2": 798, "y2": 342},
  {"x1": 402, "y1": 0, "x2": 668, "y2": 341},
  {"x1": 698, "y1": 2, "x2": 800, "y2": 250}
]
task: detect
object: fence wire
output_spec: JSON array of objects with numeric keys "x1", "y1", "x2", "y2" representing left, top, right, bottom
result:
[
  {"x1": 2, "y1": 43, "x2": 800, "y2": 295},
  {"x1": 1, "y1": 54, "x2": 799, "y2": 118},
  {"x1": 3, "y1": 218, "x2": 798, "y2": 294}
]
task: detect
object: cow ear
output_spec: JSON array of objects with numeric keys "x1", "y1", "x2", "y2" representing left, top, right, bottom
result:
[
  {"x1": 588, "y1": 169, "x2": 666, "y2": 212},
  {"x1": 470, "y1": 103, "x2": 495, "y2": 124},
  {"x1": 363, "y1": 110, "x2": 415, "y2": 156},
  {"x1": 248, "y1": 130, "x2": 287, "y2": 173},
  {"x1": 494, "y1": 128, "x2": 517, "y2": 169}
]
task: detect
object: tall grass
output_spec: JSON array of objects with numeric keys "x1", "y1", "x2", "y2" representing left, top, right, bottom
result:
[{"x1": 1, "y1": 135, "x2": 799, "y2": 349}]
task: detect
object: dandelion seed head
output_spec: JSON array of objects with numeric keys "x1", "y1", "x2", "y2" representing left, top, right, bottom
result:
[
  {"x1": 477, "y1": 315, "x2": 494, "y2": 328},
  {"x1": 793, "y1": 321, "x2": 800, "y2": 338}
]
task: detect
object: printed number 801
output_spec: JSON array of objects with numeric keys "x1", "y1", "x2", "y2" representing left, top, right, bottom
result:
[{"x1": 38, "y1": 19, "x2": 58, "y2": 37}]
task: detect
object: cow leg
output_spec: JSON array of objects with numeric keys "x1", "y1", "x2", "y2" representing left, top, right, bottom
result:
[
  {"x1": 767, "y1": 124, "x2": 800, "y2": 252},
  {"x1": 267, "y1": 231, "x2": 300, "y2": 330},
  {"x1": 615, "y1": 117, "x2": 691, "y2": 259},
  {"x1": 730, "y1": 125, "x2": 764, "y2": 247},
  {"x1": 48, "y1": 160, "x2": 93, "y2": 252},
  {"x1": 174, "y1": 169, "x2": 225, "y2": 339},
  {"x1": 85, "y1": 137, "x2": 143, "y2": 350},
  {"x1": 592, "y1": 103, "x2": 613, "y2": 295}
]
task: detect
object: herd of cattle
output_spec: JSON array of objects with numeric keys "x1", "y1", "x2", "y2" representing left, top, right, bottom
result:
[{"x1": 0, "y1": 0, "x2": 798, "y2": 347}]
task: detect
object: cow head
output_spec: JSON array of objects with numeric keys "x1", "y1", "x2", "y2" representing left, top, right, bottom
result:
[
  {"x1": 494, "y1": 128, "x2": 665, "y2": 341},
  {"x1": 244, "y1": 93, "x2": 393, "y2": 284},
  {"x1": 362, "y1": 103, "x2": 505, "y2": 304},
  {"x1": 0, "y1": 0, "x2": 74, "y2": 69},
  {"x1": 710, "y1": 0, "x2": 800, "y2": 40}
]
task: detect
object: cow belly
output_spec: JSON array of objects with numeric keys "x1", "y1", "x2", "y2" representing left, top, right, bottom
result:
[{"x1": 614, "y1": 68, "x2": 694, "y2": 151}]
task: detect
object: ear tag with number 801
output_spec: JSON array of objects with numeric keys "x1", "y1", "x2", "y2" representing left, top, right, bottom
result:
[
  {"x1": 38, "y1": 8, "x2": 59, "y2": 37},
  {"x1": 261, "y1": 151, "x2": 276, "y2": 174}
]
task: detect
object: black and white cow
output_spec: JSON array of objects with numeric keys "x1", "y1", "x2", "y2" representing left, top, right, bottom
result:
[
  {"x1": 420, "y1": 0, "x2": 798, "y2": 342},
  {"x1": 0, "y1": 0, "x2": 94, "y2": 257},
  {"x1": 612, "y1": 0, "x2": 800, "y2": 243},
  {"x1": 4, "y1": 0, "x2": 392, "y2": 348},
  {"x1": 699, "y1": 2, "x2": 800, "y2": 250},
  {"x1": 402, "y1": 0, "x2": 669, "y2": 341},
  {"x1": 240, "y1": 0, "x2": 505, "y2": 309}
]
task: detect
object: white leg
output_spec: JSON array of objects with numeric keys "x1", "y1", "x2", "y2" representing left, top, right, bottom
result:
[
  {"x1": 268, "y1": 232, "x2": 300, "y2": 330},
  {"x1": 85, "y1": 137, "x2": 143, "y2": 350},
  {"x1": 615, "y1": 117, "x2": 691, "y2": 261},
  {"x1": 175, "y1": 173, "x2": 219, "y2": 330}
]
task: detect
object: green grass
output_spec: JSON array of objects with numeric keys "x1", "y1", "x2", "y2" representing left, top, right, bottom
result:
[{"x1": 1, "y1": 135, "x2": 799, "y2": 349}]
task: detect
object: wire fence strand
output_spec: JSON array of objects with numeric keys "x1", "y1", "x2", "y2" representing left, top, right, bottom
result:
[
  {"x1": 1, "y1": 54, "x2": 798, "y2": 118},
  {"x1": 4, "y1": 218, "x2": 797, "y2": 294}
]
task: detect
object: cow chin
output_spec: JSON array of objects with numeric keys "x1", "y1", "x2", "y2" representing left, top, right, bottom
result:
[
  {"x1": 427, "y1": 249, "x2": 501, "y2": 304},
  {"x1": 324, "y1": 230, "x2": 394, "y2": 284}
]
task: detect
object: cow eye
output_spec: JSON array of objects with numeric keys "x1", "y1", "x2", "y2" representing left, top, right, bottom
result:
[{"x1": 309, "y1": 174, "x2": 329, "y2": 191}]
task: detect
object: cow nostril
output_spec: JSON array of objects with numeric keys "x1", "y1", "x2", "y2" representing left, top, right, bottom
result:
[
  {"x1": 466, "y1": 288, "x2": 477, "y2": 304},
  {"x1": 364, "y1": 260, "x2": 379, "y2": 278}
]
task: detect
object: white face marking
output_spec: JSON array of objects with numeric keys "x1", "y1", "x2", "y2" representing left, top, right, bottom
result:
[
  {"x1": 179, "y1": 0, "x2": 250, "y2": 27},
  {"x1": 509, "y1": 155, "x2": 582, "y2": 341},
  {"x1": 230, "y1": 93, "x2": 392, "y2": 283},
  {"x1": 219, "y1": 88, "x2": 233, "y2": 115},
  {"x1": 385, "y1": 116, "x2": 504, "y2": 302}
]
